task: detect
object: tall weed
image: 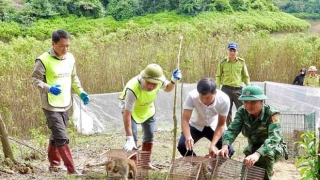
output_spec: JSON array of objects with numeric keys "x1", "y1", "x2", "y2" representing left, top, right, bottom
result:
[{"x1": 0, "y1": 12, "x2": 317, "y2": 138}]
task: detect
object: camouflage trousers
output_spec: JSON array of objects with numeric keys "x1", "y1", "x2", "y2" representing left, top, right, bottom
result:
[
  {"x1": 254, "y1": 155, "x2": 275, "y2": 180},
  {"x1": 244, "y1": 148, "x2": 276, "y2": 180}
]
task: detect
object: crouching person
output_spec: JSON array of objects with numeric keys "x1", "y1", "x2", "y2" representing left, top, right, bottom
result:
[
  {"x1": 215, "y1": 85, "x2": 287, "y2": 180},
  {"x1": 177, "y1": 78, "x2": 235, "y2": 157}
]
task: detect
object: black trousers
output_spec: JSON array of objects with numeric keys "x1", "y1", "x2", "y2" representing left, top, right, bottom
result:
[
  {"x1": 177, "y1": 125, "x2": 235, "y2": 157},
  {"x1": 221, "y1": 85, "x2": 243, "y2": 127}
]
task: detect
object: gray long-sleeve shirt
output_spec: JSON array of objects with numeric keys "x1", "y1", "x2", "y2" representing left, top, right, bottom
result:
[{"x1": 31, "y1": 48, "x2": 84, "y2": 112}]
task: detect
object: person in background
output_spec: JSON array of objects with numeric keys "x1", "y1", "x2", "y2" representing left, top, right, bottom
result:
[
  {"x1": 32, "y1": 29, "x2": 90, "y2": 175},
  {"x1": 119, "y1": 63, "x2": 181, "y2": 169},
  {"x1": 303, "y1": 66, "x2": 320, "y2": 87},
  {"x1": 177, "y1": 78, "x2": 234, "y2": 158},
  {"x1": 292, "y1": 68, "x2": 306, "y2": 85},
  {"x1": 215, "y1": 85, "x2": 287, "y2": 180},
  {"x1": 215, "y1": 42, "x2": 250, "y2": 127}
]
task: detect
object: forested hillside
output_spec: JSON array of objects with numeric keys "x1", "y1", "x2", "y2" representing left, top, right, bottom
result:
[
  {"x1": 1, "y1": 0, "x2": 277, "y2": 24},
  {"x1": 274, "y1": 0, "x2": 320, "y2": 19}
]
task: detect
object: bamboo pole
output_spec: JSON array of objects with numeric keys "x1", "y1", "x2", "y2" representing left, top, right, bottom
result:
[{"x1": 172, "y1": 35, "x2": 183, "y2": 161}]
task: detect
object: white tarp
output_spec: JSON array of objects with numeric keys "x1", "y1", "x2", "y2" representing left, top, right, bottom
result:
[{"x1": 72, "y1": 82, "x2": 320, "y2": 135}]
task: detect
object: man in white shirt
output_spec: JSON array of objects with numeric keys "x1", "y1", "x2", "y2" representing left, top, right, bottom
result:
[{"x1": 177, "y1": 78, "x2": 235, "y2": 157}]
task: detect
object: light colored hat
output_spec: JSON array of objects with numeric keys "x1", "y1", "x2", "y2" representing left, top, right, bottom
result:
[
  {"x1": 238, "y1": 85, "x2": 268, "y2": 101},
  {"x1": 140, "y1": 64, "x2": 166, "y2": 84},
  {"x1": 308, "y1": 66, "x2": 317, "y2": 72}
]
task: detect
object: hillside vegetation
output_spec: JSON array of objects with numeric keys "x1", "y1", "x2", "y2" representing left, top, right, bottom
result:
[
  {"x1": 0, "y1": 11, "x2": 310, "y2": 40},
  {"x1": 2, "y1": 0, "x2": 278, "y2": 24},
  {"x1": 274, "y1": 0, "x2": 320, "y2": 19},
  {"x1": 0, "y1": 6, "x2": 316, "y2": 138}
]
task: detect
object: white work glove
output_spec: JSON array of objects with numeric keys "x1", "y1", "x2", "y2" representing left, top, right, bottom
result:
[
  {"x1": 171, "y1": 69, "x2": 182, "y2": 83},
  {"x1": 123, "y1": 136, "x2": 137, "y2": 152}
]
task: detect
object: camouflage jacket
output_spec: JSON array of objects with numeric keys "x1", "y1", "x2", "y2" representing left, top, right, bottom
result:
[{"x1": 222, "y1": 104, "x2": 286, "y2": 159}]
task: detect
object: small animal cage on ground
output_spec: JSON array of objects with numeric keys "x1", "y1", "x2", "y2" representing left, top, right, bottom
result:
[
  {"x1": 166, "y1": 156, "x2": 211, "y2": 180},
  {"x1": 166, "y1": 156, "x2": 265, "y2": 180}
]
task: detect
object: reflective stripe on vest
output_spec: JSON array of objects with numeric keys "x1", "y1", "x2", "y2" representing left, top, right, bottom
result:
[
  {"x1": 39, "y1": 52, "x2": 74, "y2": 108},
  {"x1": 119, "y1": 76, "x2": 162, "y2": 123}
]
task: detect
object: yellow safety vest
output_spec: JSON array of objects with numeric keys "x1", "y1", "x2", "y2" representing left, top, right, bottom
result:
[
  {"x1": 39, "y1": 52, "x2": 74, "y2": 108},
  {"x1": 119, "y1": 76, "x2": 162, "y2": 123}
]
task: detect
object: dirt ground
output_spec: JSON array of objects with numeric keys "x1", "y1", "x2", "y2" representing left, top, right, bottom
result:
[{"x1": 0, "y1": 131, "x2": 300, "y2": 180}]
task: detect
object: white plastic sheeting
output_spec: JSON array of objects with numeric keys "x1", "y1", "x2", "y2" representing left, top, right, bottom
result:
[
  {"x1": 72, "y1": 84, "x2": 192, "y2": 135},
  {"x1": 72, "y1": 82, "x2": 320, "y2": 135}
]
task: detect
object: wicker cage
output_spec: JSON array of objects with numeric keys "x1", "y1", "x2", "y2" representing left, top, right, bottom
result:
[{"x1": 166, "y1": 156, "x2": 265, "y2": 180}]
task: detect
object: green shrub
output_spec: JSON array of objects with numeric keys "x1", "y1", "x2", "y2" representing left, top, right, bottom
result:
[
  {"x1": 214, "y1": 0, "x2": 233, "y2": 12},
  {"x1": 295, "y1": 131, "x2": 320, "y2": 179},
  {"x1": 106, "y1": 0, "x2": 141, "y2": 20}
]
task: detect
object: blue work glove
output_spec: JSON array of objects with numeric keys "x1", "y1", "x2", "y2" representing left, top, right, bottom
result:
[
  {"x1": 49, "y1": 84, "x2": 62, "y2": 95},
  {"x1": 123, "y1": 136, "x2": 138, "y2": 152},
  {"x1": 80, "y1": 92, "x2": 90, "y2": 105},
  {"x1": 171, "y1": 69, "x2": 182, "y2": 83}
]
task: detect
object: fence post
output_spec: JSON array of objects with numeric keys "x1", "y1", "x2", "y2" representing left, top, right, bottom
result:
[{"x1": 318, "y1": 127, "x2": 320, "y2": 176}]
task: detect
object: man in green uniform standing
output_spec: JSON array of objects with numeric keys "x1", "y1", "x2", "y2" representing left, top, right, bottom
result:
[
  {"x1": 215, "y1": 85, "x2": 287, "y2": 180},
  {"x1": 216, "y1": 42, "x2": 250, "y2": 126}
]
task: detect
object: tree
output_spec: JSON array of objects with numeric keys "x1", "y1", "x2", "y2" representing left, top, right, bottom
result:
[
  {"x1": 214, "y1": 0, "x2": 233, "y2": 12},
  {"x1": 106, "y1": 0, "x2": 141, "y2": 20},
  {"x1": 0, "y1": 115, "x2": 14, "y2": 161},
  {"x1": 25, "y1": 0, "x2": 58, "y2": 18},
  {"x1": 67, "y1": 0, "x2": 105, "y2": 18},
  {"x1": 0, "y1": 0, "x2": 17, "y2": 22},
  {"x1": 177, "y1": 0, "x2": 216, "y2": 16},
  {"x1": 230, "y1": 0, "x2": 247, "y2": 11},
  {"x1": 140, "y1": 0, "x2": 178, "y2": 14}
]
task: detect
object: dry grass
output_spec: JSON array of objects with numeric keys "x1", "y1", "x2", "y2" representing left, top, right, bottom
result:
[
  {"x1": 0, "y1": 131, "x2": 299, "y2": 179},
  {"x1": 2, "y1": 28, "x2": 320, "y2": 138}
]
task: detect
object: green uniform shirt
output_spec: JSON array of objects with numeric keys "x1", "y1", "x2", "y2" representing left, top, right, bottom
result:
[
  {"x1": 303, "y1": 74, "x2": 320, "y2": 87},
  {"x1": 222, "y1": 104, "x2": 285, "y2": 158},
  {"x1": 216, "y1": 57, "x2": 250, "y2": 89}
]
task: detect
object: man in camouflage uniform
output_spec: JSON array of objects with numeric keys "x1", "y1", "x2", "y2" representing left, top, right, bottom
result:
[
  {"x1": 216, "y1": 85, "x2": 287, "y2": 180},
  {"x1": 215, "y1": 42, "x2": 250, "y2": 126}
]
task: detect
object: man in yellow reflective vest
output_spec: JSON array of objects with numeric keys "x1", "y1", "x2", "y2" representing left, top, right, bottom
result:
[
  {"x1": 119, "y1": 63, "x2": 181, "y2": 169},
  {"x1": 32, "y1": 29, "x2": 89, "y2": 175}
]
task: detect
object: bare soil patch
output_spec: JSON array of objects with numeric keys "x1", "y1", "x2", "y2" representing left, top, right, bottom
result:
[{"x1": 0, "y1": 131, "x2": 300, "y2": 179}]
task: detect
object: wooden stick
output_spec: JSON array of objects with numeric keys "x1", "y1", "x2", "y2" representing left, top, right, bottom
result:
[
  {"x1": 2, "y1": 136, "x2": 46, "y2": 156},
  {"x1": 172, "y1": 35, "x2": 183, "y2": 162},
  {"x1": 0, "y1": 115, "x2": 14, "y2": 160}
]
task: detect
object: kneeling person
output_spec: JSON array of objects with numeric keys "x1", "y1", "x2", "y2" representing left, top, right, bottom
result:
[
  {"x1": 216, "y1": 85, "x2": 287, "y2": 180},
  {"x1": 177, "y1": 78, "x2": 235, "y2": 157}
]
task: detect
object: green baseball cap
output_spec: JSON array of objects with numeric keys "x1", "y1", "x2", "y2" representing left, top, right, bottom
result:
[
  {"x1": 140, "y1": 64, "x2": 166, "y2": 84},
  {"x1": 238, "y1": 85, "x2": 268, "y2": 101}
]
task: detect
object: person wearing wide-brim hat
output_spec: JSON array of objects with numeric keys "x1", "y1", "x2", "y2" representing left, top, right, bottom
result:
[
  {"x1": 215, "y1": 85, "x2": 288, "y2": 180},
  {"x1": 303, "y1": 66, "x2": 320, "y2": 87},
  {"x1": 119, "y1": 63, "x2": 181, "y2": 169}
]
